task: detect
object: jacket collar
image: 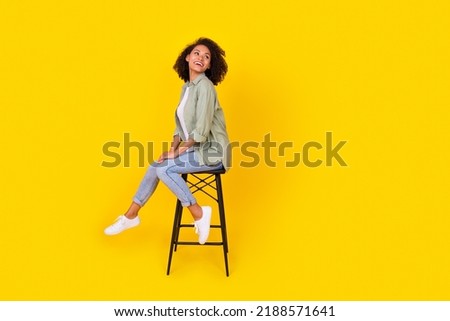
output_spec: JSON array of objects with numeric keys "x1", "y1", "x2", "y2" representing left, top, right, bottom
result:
[{"x1": 187, "y1": 73, "x2": 207, "y2": 87}]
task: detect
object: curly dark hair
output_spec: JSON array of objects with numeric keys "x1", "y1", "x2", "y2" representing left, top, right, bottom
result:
[{"x1": 173, "y1": 37, "x2": 228, "y2": 86}]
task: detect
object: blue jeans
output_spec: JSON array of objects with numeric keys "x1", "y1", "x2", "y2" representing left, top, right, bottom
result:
[{"x1": 133, "y1": 150, "x2": 223, "y2": 207}]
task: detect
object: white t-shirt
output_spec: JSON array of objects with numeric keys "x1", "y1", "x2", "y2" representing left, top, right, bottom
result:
[{"x1": 176, "y1": 87, "x2": 190, "y2": 140}]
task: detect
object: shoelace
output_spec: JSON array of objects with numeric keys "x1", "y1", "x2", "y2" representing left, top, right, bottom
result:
[
  {"x1": 194, "y1": 221, "x2": 199, "y2": 235},
  {"x1": 112, "y1": 216, "x2": 126, "y2": 227}
]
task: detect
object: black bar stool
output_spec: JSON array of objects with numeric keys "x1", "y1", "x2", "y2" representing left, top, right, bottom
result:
[{"x1": 166, "y1": 168, "x2": 229, "y2": 276}]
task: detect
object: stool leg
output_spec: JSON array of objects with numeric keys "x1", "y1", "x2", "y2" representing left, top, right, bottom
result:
[
  {"x1": 174, "y1": 174, "x2": 188, "y2": 251},
  {"x1": 167, "y1": 199, "x2": 182, "y2": 275},
  {"x1": 216, "y1": 174, "x2": 229, "y2": 253},
  {"x1": 216, "y1": 174, "x2": 230, "y2": 276},
  {"x1": 173, "y1": 200, "x2": 183, "y2": 252}
]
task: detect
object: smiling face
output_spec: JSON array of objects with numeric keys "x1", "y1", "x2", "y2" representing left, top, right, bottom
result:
[{"x1": 185, "y1": 44, "x2": 211, "y2": 81}]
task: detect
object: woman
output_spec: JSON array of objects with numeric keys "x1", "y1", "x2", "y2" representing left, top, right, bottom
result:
[{"x1": 104, "y1": 37, "x2": 230, "y2": 245}]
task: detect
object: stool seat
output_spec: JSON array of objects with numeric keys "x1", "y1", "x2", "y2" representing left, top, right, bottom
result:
[
  {"x1": 166, "y1": 170, "x2": 229, "y2": 276},
  {"x1": 193, "y1": 167, "x2": 226, "y2": 175}
]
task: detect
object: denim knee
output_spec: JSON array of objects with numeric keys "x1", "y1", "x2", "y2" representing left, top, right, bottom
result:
[{"x1": 155, "y1": 163, "x2": 169, "y2": 179}]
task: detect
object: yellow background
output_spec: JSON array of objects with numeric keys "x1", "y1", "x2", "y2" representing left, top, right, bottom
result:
[{"x1": 1, "y1": 0, "x2": 449, "y2": 300}]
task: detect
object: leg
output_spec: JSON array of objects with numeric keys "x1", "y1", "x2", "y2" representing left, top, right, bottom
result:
[
  {"x1": 155, "y1": 151, "x2": 222, "y2": 219},
  {"x1": 132, "y1": 163, "x2": 160, "y2": 211},
  {"x1": 155, "y1": 152, "x2": 199, "y2": 210},
  {"x1": 124, "y1": 202, "x2": 141, "y2": 219},
  {"x1": 156, "y1": 151, "x2": 222, "y2": 243},
  {"x1": 104, "y1": 163, "x2": 160, "y2": 235},
  {"x1": 126, "y1": 162, "x2": 161, "y2": 218},
  {"x1": 188, "y1": 203, "x2": 203, "y2": 220}
]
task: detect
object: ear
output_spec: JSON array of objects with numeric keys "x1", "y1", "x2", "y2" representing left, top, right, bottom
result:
[{"x1": 185, "y1": 54, "x2": 190, "y2": 62}]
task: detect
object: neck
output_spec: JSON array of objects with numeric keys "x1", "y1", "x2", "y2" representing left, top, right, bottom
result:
[{"x1": 189, "y1": 71, "x2": 202, "y2": 83}]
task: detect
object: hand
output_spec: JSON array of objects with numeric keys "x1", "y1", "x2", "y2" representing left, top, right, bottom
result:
[{"x1": 157, "y1": 150, "x2": 177, "y2": 163}]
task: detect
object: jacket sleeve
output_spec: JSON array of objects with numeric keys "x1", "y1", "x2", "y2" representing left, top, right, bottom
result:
[{"x1": 189, "y1": 83, "x2": 216, "y2": 143}]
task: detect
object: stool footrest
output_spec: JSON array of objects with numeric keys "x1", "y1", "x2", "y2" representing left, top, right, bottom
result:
[
  {"x1": 174, "y1": 241, "x2": 224, "y2": 246},
  {"x1": 179, "y1": 224, "x2": 222, "y2": 228}
]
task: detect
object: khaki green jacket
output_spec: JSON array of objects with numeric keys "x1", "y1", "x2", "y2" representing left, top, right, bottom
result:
[{"x1": 174, "y1": 73, "x2": 230, "y2": 170}]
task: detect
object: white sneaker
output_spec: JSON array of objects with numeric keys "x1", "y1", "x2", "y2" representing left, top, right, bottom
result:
[
  {"x1": 104, "y1": 215, "x2": 140, "y2": 235},
  {"x1": 194, "y1": 206, "x2": 212, "y2": 245}
]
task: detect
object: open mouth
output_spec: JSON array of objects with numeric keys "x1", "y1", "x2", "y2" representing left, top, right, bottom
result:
[{"x1": 194, "y1": 61, "x2": 204, "y2": 67}]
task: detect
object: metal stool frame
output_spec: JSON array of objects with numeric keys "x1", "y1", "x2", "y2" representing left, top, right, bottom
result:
[{"x1": 166, "y1": 169, "x2": 229, "y2": 276}]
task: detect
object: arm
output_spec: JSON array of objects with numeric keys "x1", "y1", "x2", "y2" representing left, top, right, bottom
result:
[
  {"x1": 171, "y1": 134, "x2": 181, "y2": 151},
  {"x1": 175, "y1": 138, "x2": 196, "y2": 155},
  {"x1": 157, "y1": 135, "x2": 195, "y2": 163},
  {"x1": 189, "y1": 83, "x2": 216, "y2": 143},
  {"x1": 158, "y1": 83, "x2": 216, "y2": 162},
  {"x1": 171, "y1": 84, "x2": 215, "y2": 158}
]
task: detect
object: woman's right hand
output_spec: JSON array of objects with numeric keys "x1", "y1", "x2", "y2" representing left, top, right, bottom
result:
[{"x1": 157, "y1": 149, "x2": 177, "y2": 163}]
